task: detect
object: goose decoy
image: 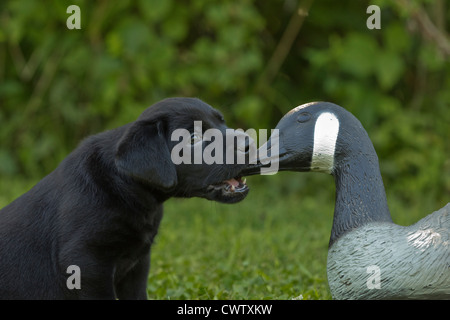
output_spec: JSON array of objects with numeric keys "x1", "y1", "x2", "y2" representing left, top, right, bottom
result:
[{"x1": 242, "y1": 102, "x2": 449, "y2": 299}]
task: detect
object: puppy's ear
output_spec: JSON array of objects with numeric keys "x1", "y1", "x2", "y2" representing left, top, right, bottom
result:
[{"x1": 115, "y1": 120, "x2": 177, "y2": 190}]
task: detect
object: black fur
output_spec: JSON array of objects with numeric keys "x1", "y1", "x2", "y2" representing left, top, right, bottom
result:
[{"x1": 0, "y1": 97, "x2": 249, "y2": 299}]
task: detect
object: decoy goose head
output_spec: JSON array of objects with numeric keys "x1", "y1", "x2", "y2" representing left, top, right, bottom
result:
[{"x1": 244, "y1": 101, "x2": 371, "y2": 176}]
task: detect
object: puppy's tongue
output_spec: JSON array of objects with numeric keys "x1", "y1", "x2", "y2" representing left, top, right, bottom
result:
[{"x1": 224, "y1": 178, "x2": 239, "y2": 187}]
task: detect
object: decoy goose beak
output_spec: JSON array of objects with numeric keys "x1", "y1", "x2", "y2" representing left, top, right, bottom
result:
[{"x1": 240, "y1": 125, "x2": 292, "y2": 176}]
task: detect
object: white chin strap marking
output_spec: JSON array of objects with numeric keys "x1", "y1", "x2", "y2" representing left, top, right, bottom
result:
[{"x1": 311, "y1": 112, "x2": 339, "y2": 174}]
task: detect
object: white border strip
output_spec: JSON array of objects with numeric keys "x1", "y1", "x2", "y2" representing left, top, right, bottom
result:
[{"x1": 311, "y1": 112, "x2": 340, "y2": 174}]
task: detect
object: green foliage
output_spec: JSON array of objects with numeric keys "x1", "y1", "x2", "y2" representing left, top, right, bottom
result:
[
  {"x1": 0, "y1": 0, "x2": 266, "y2": 176},
  {"x1": 0, "y1": 0, "x2": 449, "y2": 299}
]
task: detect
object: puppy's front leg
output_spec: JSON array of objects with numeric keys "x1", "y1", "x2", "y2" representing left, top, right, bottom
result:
[
  {"x1": 114, "y1": 252, "x2": 150, "y2": 300},
  {"x1": 77, "y1": 282, "x2": 116, "y2": 300}
]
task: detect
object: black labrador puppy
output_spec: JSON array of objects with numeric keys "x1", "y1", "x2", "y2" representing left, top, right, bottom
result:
[{"x1": 0, "y1": 97, "x2": 250, "y2": 299}]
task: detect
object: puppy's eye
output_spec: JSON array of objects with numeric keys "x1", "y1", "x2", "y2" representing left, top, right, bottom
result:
[
  {"x1": 297, "y1": 112, "x2": 311, "y2": 123},
  {"x1": 190, "y1": 132, "x2": 202, "y2": 145}
]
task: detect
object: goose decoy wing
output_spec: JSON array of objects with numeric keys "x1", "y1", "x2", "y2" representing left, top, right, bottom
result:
[{"x1": 327, "y1": 203, "x2": 450, "y2": 300}]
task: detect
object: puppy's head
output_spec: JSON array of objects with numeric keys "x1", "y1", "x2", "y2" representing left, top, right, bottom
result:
[{"x1": 115, "y1": 97, "x2": 251, "y2": 204}]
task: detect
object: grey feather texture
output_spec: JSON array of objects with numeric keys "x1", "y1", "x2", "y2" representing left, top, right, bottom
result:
[{"x1": 327, "y1": 203, "x2": 450, "y2": 300}]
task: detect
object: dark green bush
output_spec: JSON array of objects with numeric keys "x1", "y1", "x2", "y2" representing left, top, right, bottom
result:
[{"x1": 0, "y1": 0, "x2": 449, "y2": 209}]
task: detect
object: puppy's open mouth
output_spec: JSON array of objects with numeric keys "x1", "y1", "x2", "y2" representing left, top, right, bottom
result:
[{"x1": 210, "y1": 176, "x2": 248, "y2": 193}]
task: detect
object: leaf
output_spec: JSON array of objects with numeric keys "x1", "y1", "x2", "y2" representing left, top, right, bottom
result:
[
  {"x1": 138, "y1": 0, "x2": 172, "y2": 22},
  {"x1": 337, "y1": 33, "x2": 379, "y2": 77},
  {"x1": 375, "y1": 50, "x2": 404, "y2": 90},
  {"x1": 0, "y1": 150, "x2": 18, "y2": 175}
]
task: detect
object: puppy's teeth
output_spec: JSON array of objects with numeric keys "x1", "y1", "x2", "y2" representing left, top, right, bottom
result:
[
  {"x1": 230, "y1": 185, "x2": 235, "y2": 192},
  {"x1": 243, "y1": 178, "x2": 247, "y2": 185}
]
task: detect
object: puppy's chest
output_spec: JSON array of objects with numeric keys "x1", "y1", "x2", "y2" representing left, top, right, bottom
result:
[
  {"x1": 120, "y1": 205, "x2": 163, "y2": 240},
  {"x1": 119, "y1": 217, "x2": 160, "y2": 251},
  {"x1": 109, "y1": 207, "x2": 163, "y2": 273},
  {"x1": 113, "y1": 230, "x2": 153, "y2": 276}
]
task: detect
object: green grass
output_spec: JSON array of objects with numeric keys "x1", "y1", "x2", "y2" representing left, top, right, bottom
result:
[
  {"x1": 0, "y1": 172, "x2": 437, "y2": 300},
  {"x1": 148, "y1": 173, "x2": 335, "y2": 300}
]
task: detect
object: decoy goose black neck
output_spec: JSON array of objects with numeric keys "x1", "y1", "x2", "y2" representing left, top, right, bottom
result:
[{"x1": 326, "y1": 108, "x2": 393, "y2": 245}]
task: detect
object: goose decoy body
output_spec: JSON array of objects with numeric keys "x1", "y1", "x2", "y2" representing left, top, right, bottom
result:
[{"x1": 243, "y1": 102, "x2": 449, "y2": 299}]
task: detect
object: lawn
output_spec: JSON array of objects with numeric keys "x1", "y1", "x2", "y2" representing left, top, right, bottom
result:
[
  {"x1": 147, "y1": 173, "x2": 335, "y2": 300},
  {"x1": 0, "y1": 171, "x2": 431, "y2": 300}
]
